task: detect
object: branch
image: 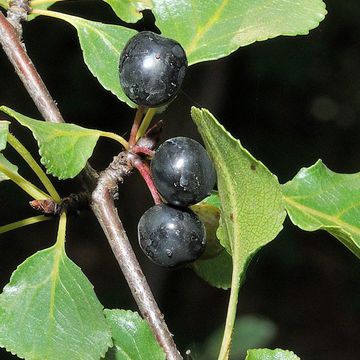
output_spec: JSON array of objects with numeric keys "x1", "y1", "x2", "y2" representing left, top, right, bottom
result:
[
  {"x1": 6, "y1": 0, "x2": 29, "y2": 37},
  {"x1": 0, "y1": 12, "x2": 182, "y2": 360},
  {"x1": 0, "y1": 11, "x2": 64, "y2": 123},
  {"x1": 92, "y1": 153, "x2": 181, "y2": 360},
  {"x1": 29, "y1": 191, "x2": 89, "y2": 215}
]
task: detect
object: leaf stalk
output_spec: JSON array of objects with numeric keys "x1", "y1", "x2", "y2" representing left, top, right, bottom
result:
[
  {"x1": 0, "y1": 215, "x2": 50, "y2": 234},
  {"x1": 55, "y1": 211, "x2": 67, "y2": 249},
  {"x1": 100, "y1": 131, "x2": 129, "y2": 149},
  {"x1": 7, "y1": 133, "x2": 61, "y2": 202},
  {"x1": 217, "y1": 258, "x2": 241, "y2": 360},
  {"x1": 0, "y1": 162, "x2": 50, "y2": 199},
  {"x1": 129, "y1": 106, "x2": 145, "y2": 146},
  {"x1": 136, "y1": 108, "x2": 157, "y2": 142},
  {"x1": 31, "y1": 0, "x2": 64, "y2": 6}
]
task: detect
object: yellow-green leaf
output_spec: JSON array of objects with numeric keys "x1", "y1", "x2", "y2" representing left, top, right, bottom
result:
[
  {"x1": 191, "y1": 193, "x2": 232, "y2": 289},
  {"x1": 191, "y1": 107, "x2": 286, "y2": 260},
  {"x1": 150, "y1": 0, "x2": 327, "y2": 65},
  {"x1": 104, "y1": 309, "x2": 165, "y2": 360},
  {"x1": 0, "y1": 121, "x2": 9, "y2": 151},
  {"x1": 246, "y1": 348, "x2": 300, "y2": 360},
  {"x1": 28, "y1": 0, "x2": 57, "y2": 21},
  {"x1": 103, "y1": 0, "x2": 152, "y2": 23},
  {"x1": 36, "y1": 12, "x2": 137, "y2": 107},
  {"x1": 283, "y1": 160, "x2": 360, "y2": 258},
  {"x1": 0, "y1": 0, "x2": 8, "y2": 10},
  {"x1": 1, "y1": 106, "x2": 101, "y2": 179},
  {"x1": 0, "y1": 154, "x2": 18, "y2": 182},
  {"x1": 191, "y1": 250, "x2": 232, "y2": 290},
  {"x1": 0, "y1": 215, "x2": 112, "y2": 360}
]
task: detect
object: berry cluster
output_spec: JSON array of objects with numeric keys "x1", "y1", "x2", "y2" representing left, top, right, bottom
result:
[
  {"x1": 119, "y1": 31, "x2": 216, "y2": 267},
  {"x1": 138, "y1": 137, "x2": 216, "y2": 267}
]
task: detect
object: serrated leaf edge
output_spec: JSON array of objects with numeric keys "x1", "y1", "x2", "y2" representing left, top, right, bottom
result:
[
  {"x1": 0, "y1": 246, "x2": 112, "y2": 360},
  {"x1": 191, "y1": 106, "x2": 286, "y2": 256},
  {"x1": 185, "y1": 1, "x2": 327, "y2": 65},
  {"x1": 0, "y1": 106, "x2": 100, "y2": 180},
  {"x1": 49, "y1": 13, "x2": 137, "y2": 108},
  {"x1": 283, "y1": 159, "x2": 360, "y2": 257},
  {"x1": 246, "y1": 348, "x2": 301, "y2": 359}
]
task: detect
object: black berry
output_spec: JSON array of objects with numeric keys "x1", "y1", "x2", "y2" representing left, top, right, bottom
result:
[
  {"x1": 138, "y1": 204, "x2": 206, "y2": 267},
  {"x1": 119, "y1": 31, "x2": 188, "y2": 107},
  {"x1": 151, "y1": 137, "x2": 216, "y2": 206}
]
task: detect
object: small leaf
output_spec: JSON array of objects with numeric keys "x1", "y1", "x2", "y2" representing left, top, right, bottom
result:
[
  {"x1": 46, "y1": 12, "x2": 137, "y2": 106},
  {"x1": 104, "y1": 309, "x2": 165, "y2": 360},
  {"x1": 150, "y1": 0, "x2": 327, "y2": 65},
  {"x1": 191, "y1": 196, "x2": 223, "y2": 259},
  {"x1": 0, "y1": 246, "x2": 112, "y2": 360},
  {"x1": 28, "y1": 0, "x2": 57, "y2": 21},
  {"x1": 245, "y1": 348, "x2": 300, "y2": 360},
  {"x1": 191, "y1": 194, "x2": 232, "y2": 289},
  {"x1": 1, "y1": 106, "x2": 101, "y2": 179},
  {"x1": 0, "y1": 121, "x2": 9, "y2": 151},
  {"x1": 104, "y1": 0, "x2": 152, "y2": 23},
  {"x1": 191, "y1": 250, "x2": 232, "y2": 290},
  {"x1": 283, "y1": 160, "x2": 360, "y2": 258},
  {"x1": 0, "y1": 154, "x2": 18, "y2": 182},
  {"x1": 202, "y1": 191, "x2": 221, "y2": 208}
]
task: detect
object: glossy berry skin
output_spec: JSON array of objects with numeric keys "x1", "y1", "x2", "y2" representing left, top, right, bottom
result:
[
  {"x1": 119, "y1": 31, "x2": 188, "y2": 107},
  {"x1": 151, "y1": 137, "x2": 216, "y2": 206},
  {"x1": 138, "y1": 204, "x2": 206, "y2": 268}
]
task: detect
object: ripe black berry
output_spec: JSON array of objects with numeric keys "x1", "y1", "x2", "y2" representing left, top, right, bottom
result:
[
  {"x1": 151, "y1": 137, "x2": 216, "y2": 206},
  {"x1": 119, "y1": 31, "x2": 188, "y2": 107},
  {"x1": 138, "y1": 204, "x2": 206, "y2": 267}
]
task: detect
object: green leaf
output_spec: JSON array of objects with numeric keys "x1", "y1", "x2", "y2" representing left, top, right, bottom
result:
[
  {"x1": 0, "y1": 154, "x2": 18, "y2": 182},
  {"x1": 0, "y1": 120, "x2": 19, "y2": 183},
  {"x1": 191, "y1": 107, "x2": 285, "y2": 357},
  {"x1": 191, "y1": 194, "x2": 232, "y2": 289},
  {"x1": 199, "y1": 315, "x2": 277, "y2": 360},
  {"x1": 202, "y1": 191, "x2": 221, "y2": 208},
  {"x1": 245, "y1": 348, "x2": 300, "y2": 360},
  {"x1": 149, "y1": 0, "x2": 327, "y2": 65},
  {"x1": 0, "y1": 121, "x2": 9, "y2": 151},
  {"x1": 191, "y1": 195, "x2": 223, "y2": 259},
  {"x1": 0, "y1": 0, "x2": 8, "y2": 10},
  {"x1": 29, "y1": 0, "x2": 57, "y2": 21},
  {"x1": 191, "y1": 107, "x2": 285, "y2": 259},
  {"x1": 104, "y1": 0, "x2": 152, "y2": 23},
  {"x1": 283, "y1": 160, "x2": 360, "y2": 258},
  {"x1": 45, "y1": 12, "x2": 137, "y2": 107},
  {"x1": 191, "y1": 250, "x2": 232, "y2": 290},
  {"x1": 1, "y1": 106, "x2": 101, "y2": 179},
  {"x1": 104, "y1": 309, "x2": 165, "y2": 360},
  {"x1": 0, "y1": 246, "x2": 112, "y2": 360}
]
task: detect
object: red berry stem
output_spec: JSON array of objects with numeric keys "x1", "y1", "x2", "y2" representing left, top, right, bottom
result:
[
  {"x1": 131, "y1": 145, "x2": 155, "y2": 158},
  {"x1": 129, "y1": 106, "x2": 145, "y2": 146},
  {"x1": 132, "y1": 156, "x2": 162, "y2": 205}
]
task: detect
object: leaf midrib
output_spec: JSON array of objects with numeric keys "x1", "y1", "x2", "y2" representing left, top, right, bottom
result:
[
  {"x1": 284, "y1": 196, "x2": 360, "y2": 236},
  {"x1": 186, "y1": 0, "x2": 229, "y2": 56}
]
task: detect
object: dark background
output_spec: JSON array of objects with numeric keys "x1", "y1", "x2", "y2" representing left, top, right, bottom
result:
[{"x1": 1, "y1": 0, "x2": 360, "y2": 359}]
